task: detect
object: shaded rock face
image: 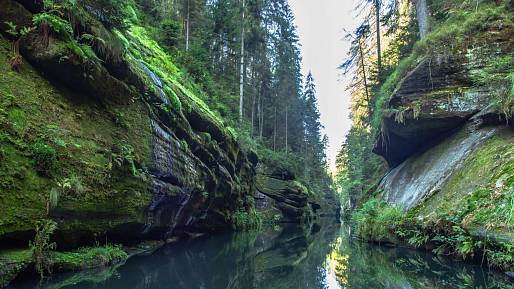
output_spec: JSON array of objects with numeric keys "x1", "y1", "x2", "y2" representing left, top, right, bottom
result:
[
  {"x1": 374, "y1": 56, "x2": 491, "y2": 167},
  {"x1": 380, "y1": 120, "x2": 501, "y2": 210},
  {"x1": 0, "y1": 0, "x2": 255, "y2": 247},
  {"x1": 375, "y1": 20, "x2": 514, "y2": 211},
  {"x1": 375, "y1": 15, "x2": 514, "y2": 213},
  {"x1": 374, "y1": 26, "x2": 513, "y2": 167},
  {"x1": 255, "y1": 172, "x2": 340, "y2": 223}
]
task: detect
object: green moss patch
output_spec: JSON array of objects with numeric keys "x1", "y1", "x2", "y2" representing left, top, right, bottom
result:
[
  {"x1": 417, "y1": 130, "x2": 514, "y2": 230},
  {"x1": 51, "y1": 245, "x2": 128, "y2": 272},
  {"x1": 0, "y1": 249, "x2": 32, "y2": 287},
  {"x1": 126, "y1": 25, "x2": 236, "y2": 140}
]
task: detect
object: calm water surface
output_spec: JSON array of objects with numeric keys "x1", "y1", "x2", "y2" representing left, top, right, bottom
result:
[{"x1": 10, "y1": 223, "x2": 513, "y2": 289}]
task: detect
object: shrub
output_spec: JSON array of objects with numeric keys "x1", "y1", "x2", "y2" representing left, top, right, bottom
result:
[
  {"x1": 31, "y1": 141, "x2": 57, "y2": 176},
  {"x1": 351, "y1": 199, "x2": 403, "y2": 242},
  {"x1": 30, "y1": 219, "x2": 57, "y2": 278},
  {"x1": 51, "y1": 244, "x2": 128, "y2": 271},
  {"x1": 232, "y1": 208, "x2": 262, "y2": 230},
  {"x1": 57, "y1": 174, "x2": 86, "y2": 195},
  {"x1": 33, "y1": 12, "x2": 73, "y2": 40}
]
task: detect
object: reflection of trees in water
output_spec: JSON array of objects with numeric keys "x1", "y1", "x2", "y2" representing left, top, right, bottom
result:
[
  {"x1": 330, "y1": 226, "x2": 513, "y2": 289},
  {"x1": 14, "y1": 223, "x2": 513, "y2": 289},
  {"x1": 57, "y1": 223, "x2": 341, "y2": 289},
  {"x1": 251, "y1": 224, "x2": 339, "y2": 289}
]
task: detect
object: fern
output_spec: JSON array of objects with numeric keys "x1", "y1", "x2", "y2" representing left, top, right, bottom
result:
[
  {"x1": 33, "y1": 12, "x2": 73, "y2": 39},
  {"x1": 4, "y1": 21, "x2": 18, "y2": 37}
]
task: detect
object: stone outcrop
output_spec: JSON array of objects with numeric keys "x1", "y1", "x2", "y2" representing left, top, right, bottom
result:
[
  {"x1": 374, "y1": 21, "x2": 513, "y2": 167},
  {"x1": 255, "y1": 172, "x2": 340, "y2": 223},
  {"x1": 380, "y1": 117, "x2": 511, "y2": 210}
]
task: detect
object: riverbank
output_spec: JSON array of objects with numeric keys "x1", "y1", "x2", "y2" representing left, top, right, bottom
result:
[{"x1": 0, "y1": 240, "x2": 165, "y2": 287}]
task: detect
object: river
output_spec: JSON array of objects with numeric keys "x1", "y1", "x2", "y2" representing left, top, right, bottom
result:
[{"x1": 9, "y1": 222, "x2": 513, "y2": 289}]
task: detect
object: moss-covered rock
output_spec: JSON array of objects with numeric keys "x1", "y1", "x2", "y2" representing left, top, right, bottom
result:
[
  {"x1": 359, "y1": 1, "x2": 514, "y2": 270},
  {"x1": 0, "y1": 249, "x2": 31, "y2": 288},
  {"x1": 255, "y1": 172, "x2": 339, "y2": 224},
  {"x1": 0, "y1": 0, "x2": 256, "y2": 258}
]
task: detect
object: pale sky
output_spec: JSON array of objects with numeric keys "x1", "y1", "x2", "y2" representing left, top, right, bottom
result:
[{"x1": 289, "y1": 0, "x2": 361, "y2": 170}]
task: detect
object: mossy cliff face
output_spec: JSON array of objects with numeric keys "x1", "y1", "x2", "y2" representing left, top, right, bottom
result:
[
  {"x1": 0, "y1": 0, "x2": 256, "y2": 250},
  {"x1": 373, "y1": 0, "x2": 513, "y2": 215}
]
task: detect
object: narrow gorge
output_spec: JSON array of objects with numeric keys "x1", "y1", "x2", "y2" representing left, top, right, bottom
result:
[{"x1": 1, "y1": 0, "x2": 513, "y2": 288}]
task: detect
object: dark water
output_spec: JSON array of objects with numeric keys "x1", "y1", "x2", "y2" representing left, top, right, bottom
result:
[{"x1": 10, "y1": 223, "x2": 513, "y2": 289}]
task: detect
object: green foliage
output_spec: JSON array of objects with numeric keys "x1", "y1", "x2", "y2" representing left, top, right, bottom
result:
[
  {"x1": 159, "y1": 19, "x2": 182, "y2": 49},
  {"x1": 163, "y1": 85, "x2": 182, "y2": 111},
  {"x1": 112, "y1": 144, "x2": 146, "y2": 178},
  {"x1": 83, "y1": 0, "x2": 136, "y2": 29},
  {"x1": 4, "y1": 21, "x2": 19, "y2": 37},
  {"x1": 114, "y1": 29, "x2": 130, "y2": 52},
  {"x1": 351, "y1": 199, "x2": 402, "y2": 242},
  {"x1": 470, "y1": 56, "x2": 514, "y2": 118},
  {"x1": 372, "y1": 54, "x2": 417, "y2": 128},
  {"x1": 49, "y1": 187, "x2": 60, "y2": 211},
  {"x1": 231, "y1": 207, "x2": 262, "y2": 230},
  {"x1": 353, "y1": 197, "x2": 514, "y2": 270},
  {"x1": 7, "y1": 108, "x2": 27, "y2": 131},
  {"x1": 57, "y1": 174, "x2": 86, "y2": 195},
  {"x1": 31, "y1": 140, "x2": 57, "y2": 177},
  {"x1": 334, "y1": 126, "x2": 385, "y2": 209},
  {"x1": 33, "y1": 12, "x2": 73, "y2": 40},
  {"x1": 30, "y1": 219, "x2": 58, "y2": 278}
]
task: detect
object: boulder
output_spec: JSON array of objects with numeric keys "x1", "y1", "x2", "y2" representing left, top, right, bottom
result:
[{"x1": 255, "y1": 173, "x2": 340, "y2": 223}]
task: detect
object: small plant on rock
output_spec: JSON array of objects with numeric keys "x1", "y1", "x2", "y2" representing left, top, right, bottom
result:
[
  {"x1": 57, "y1": 174, "x2": 86, "y2": 195},
  {"x1": 31, "y1": 140, "x2": 57, "y2": 177},
  {"x1": 30, "y1": 219, "x2": 57, "y2": 278},
  {"x1": 4, "y1": 21, "x2": 34, "y2": 71}
]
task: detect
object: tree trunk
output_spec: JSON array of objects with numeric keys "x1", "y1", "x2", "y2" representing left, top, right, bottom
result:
[
  {"x1": 259, "y1": 97, "x2": 264, "y2": 139},
  {"x1": 285, "y1": 105, "x2": 288, "y2": 153},
  {"x1": 273, "y1": 107, "x2": 277, "y2": 151},
  {"x1": 185, "y1": 0, "x2": 190, "y2": 51},
  {"x1": 415, "y1": 0, "x2": 429, "y2": 38},
  {"x1": 251, "y1": 86, "x2": 256, "y2": 135},
  {"x1": 257, "y1": 89, "x2": 261, "y2": 138},
  {"x1": 358, "y1": 39, "x2": 371, "y2": 115},
  {"x1": 374, "y1": 0, "x2": 382, "y2": 75},
  {"x1": 239, "y1": 0, "x2": 246, "y2": 122}
]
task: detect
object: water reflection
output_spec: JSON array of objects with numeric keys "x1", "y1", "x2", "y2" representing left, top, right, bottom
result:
[{"x1": 10, "y1": 223, "x2": 513, "y2": 289}]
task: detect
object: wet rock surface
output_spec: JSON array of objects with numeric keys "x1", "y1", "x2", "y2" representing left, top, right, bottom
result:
[
  {"x1": 374, "y1": 32, "x2": 512, "y2": 167},
  {"x1": 380, "y1": 123, "x2": 500, "y2": 210}
]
